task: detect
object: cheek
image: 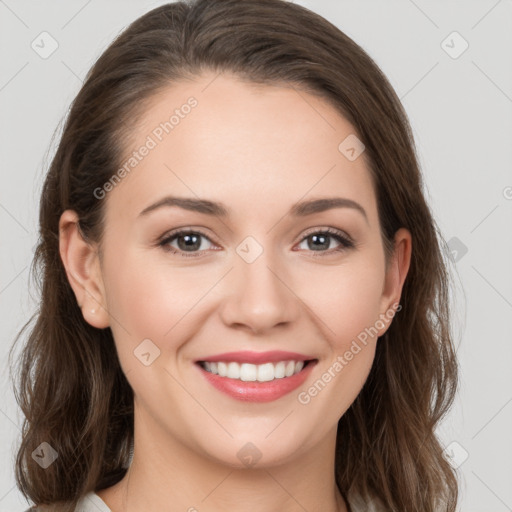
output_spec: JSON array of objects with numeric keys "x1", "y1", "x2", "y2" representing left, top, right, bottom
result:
[
  {"x1": 102, "y1": 248, "x2": 217, "y2": 363},
  {"x1": 289, "y1": 259, "x2": 385, "y2": 431},
  {"x1": 303, "y1": 259, "x2": 383, "y2": 388},
  {"x1": 307, "y1": 258, "x2": 385, "y2": 345},
  {"x1": 295, "y1": 261, "x2": 384, "y2": 411}
]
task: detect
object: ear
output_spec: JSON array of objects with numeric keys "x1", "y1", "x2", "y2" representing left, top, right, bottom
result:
[
  {"x1": 377, "y1": 227, "x2": 412, "y2": 336},
  {"x1": 58, "y1": 209, "x2": 110, "y2": 329}
]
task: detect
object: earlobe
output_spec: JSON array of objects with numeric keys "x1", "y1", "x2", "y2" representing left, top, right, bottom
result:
[
  {"x1": 58, "y1": 210, "x2": 110, "y2": 329},
  {"x1": 378, "y1": 228, "x2": 412, "y2": 336}
]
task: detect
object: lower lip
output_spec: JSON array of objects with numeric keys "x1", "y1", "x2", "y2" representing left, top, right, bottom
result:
[{"x1": 196, "y1": 361, "x2": 317, "y2": 402}]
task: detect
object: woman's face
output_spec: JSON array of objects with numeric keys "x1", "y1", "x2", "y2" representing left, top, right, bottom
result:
[{"x1": 64, "y1": 72, "x2": 410, "y2": 468}]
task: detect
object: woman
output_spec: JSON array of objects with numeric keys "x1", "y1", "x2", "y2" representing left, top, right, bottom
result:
[{"x1": 12, "y1": 0, "x2": 459, "y2": 510}]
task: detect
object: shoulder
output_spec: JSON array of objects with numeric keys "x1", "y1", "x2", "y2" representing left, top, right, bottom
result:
[
  {"x1": 348, "y1": 492, "x2": 387, "y2": 512},
  {"x1": 75, "y1": 491, "x2": 112, "y2": 512},
  {"x1": 23, "y1": 491, "x2": 112, "y2": 512}
]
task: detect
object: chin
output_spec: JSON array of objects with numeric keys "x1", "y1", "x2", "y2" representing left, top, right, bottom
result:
[{"x1": 196, "y1": 433, "x2": 309, "y2": 470}]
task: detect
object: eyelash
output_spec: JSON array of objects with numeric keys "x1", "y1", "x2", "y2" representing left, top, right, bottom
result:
[{"x1": 157, "y1": 227, "x2": 355, "y2": 258}]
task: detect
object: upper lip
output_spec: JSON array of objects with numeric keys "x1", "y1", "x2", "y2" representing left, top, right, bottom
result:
[{"x1": 196, "y1": 350, "x2": 316, "y2": 365}]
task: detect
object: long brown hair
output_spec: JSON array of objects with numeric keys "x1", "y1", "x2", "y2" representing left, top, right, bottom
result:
[{"x1": 10, "y1": 1, "x2": 460, "y2": 510}]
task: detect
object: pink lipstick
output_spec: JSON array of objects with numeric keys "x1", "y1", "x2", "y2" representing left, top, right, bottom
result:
[{"x1": 195, "y1": 350, "x2": 317, "y2": 402}]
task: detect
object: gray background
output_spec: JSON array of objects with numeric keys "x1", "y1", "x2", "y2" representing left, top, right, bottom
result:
[{"x1": 1, "y1": 0, "x2": 511, "y2": 510}]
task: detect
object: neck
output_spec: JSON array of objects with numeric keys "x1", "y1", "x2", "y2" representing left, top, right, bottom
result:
[{"x1": 98, "y1": 406, "x2": 348, "y2": 512}]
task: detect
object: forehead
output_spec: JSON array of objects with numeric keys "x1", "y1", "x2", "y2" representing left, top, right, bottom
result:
[{"x1": 105, "y1": 72, "x2": 377, "y2": 226}]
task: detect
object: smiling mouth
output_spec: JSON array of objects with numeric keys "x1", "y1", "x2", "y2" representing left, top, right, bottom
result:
[{"x1": 196, "y1": 359, "x2": 317, "y2": 382}]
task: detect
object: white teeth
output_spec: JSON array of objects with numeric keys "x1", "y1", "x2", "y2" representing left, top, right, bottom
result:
[
  {"x1": 217, "y1": 362, "x2": 227, "y2": 377},
  {"x1": 201, "y1": 360, "x2": 308, "y2": 381},
  {"x1": 227, "y1": 362, "x2": 239, "y2": 379},
  {"x1": 240, "y1": 363, "x2": 257, "y2": 382},
  {"x1": 257, "y1": 363, "x2": 274, "y2": 382},
  {"x1": 274, "y1": 361, "x2": 286, "y2": 379}
]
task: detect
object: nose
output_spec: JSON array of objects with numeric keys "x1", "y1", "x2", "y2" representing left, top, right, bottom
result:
[{"x1": 218, "y1": 251, "x2": 301, "y2": 335}]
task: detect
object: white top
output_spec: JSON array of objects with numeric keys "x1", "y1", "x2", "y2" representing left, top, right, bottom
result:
[
  {"x1": 26, "y1": 490, "x2": 385, "y2": 511},
  {"x1": 24, "y1": 492, "x2": 111, "y2": 512},
  {"x1": 75, "y1": 492, "x2": 112, "y2": 512}
]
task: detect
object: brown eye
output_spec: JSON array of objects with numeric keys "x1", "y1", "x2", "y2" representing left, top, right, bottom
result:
[
  {"x1": 159, "y1": 230, "x2": 215, "y2": 257},
  {"x1": 296, "y1": 228, "x2": 354, "y2": 255}
]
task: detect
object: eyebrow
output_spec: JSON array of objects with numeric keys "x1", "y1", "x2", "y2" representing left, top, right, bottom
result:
[{"x1": 138, "y1": 195, "x2": 369, "y2": 224}]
